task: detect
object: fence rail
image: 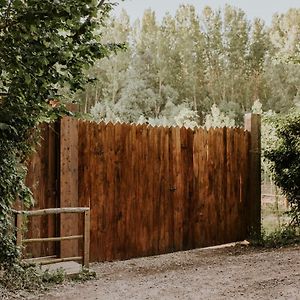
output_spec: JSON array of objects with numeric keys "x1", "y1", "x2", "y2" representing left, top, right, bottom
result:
[{"x1": 14, "y1": 207, "x2": 90, "y2": 267}]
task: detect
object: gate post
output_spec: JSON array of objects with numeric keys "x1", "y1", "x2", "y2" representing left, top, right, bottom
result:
[
  {"x1": 60, "y1": 116, "x2": 79, "y2": 258},
  {"x1": 244, "y1": 113, "x2": 261, "y2": 238}
]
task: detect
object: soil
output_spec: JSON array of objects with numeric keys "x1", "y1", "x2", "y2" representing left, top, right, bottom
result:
[{"x1": 4, "y1": 244, "x2": 300, "y2": 300}]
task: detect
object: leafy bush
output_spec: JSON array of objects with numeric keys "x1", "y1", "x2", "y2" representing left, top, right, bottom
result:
[
  {"x1": 0, "y1": 0, "x2": 121, "y2": 267},
  {"x1": 0, "y1": 264, "x2": 65, "y2": 291},
  {"x1": 0, "y1": 264, "x2": 96, "y2": 292},
  {"x1": 264, "y1": 112, "x2": 300, "y2": 225}
]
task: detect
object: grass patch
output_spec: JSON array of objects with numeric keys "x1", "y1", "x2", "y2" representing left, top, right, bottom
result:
[
  {"x1": 0, "y1": 263, "x2": 96, "y2": 296},
  {"x1": 252, "y1": 225, "x2": 300, "y2": 248},
  {"x1": 261, "y1": 202, "x2": 290, "y2": 234},
  {"x1": 0, "y1": 264, "x2": 65, "y2": 292},
  {"x1": 71, "y1": 267, "x2": 96, "y2": 282},
  {"x1": 260, "y1": 199, "x2": 300, "y2": 247}
]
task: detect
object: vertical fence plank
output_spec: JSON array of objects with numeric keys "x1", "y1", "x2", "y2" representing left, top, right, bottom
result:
[
  {"x1": 163, "y1": 127, "x2": 171, "y2": 253},
  {"x1": 96, "y1": 122, "x2": 107, "y2": 261},
  {"x1": 121, "y1": 124, "x2": 131, "y2": 260},
  {"x1": 226, "y1": 128, "x2": 234, "y2": 241},
  {"x1": 233, "y1": 128, "x2": 241, "y2": 240},
  {"x1": 151, "y1": 125, "x2": 160, "y2": 254},
  {"x1": 158, "y1": 126, "x2": 170, "y2": 253},
  {"x1": 207, "y1": 129, "x2": 217, "y2": 245},
  {"x1": 171, "y1": 127, "x2": 182, "y2": 251},
  {"x1": 106, "y1": 122, "x2": 115, "y2": 261},
  {"x1": 192, "y1": 129, "x2": 201, "y2": 248},
  {"x1": 113, "y1": 122, "x2": 123, "y2": 260},
  {"x1": 214, "y1": 128, "x2": 226, "y2": 244},
  {"x1": 143, "y1": 124, "x2": 151, "y2": 256},
  {"x1": 134, "y1": 124, "x2": 143, "y2": 256},
  {"x1": 78, "y1": 120, "x2": 89, "y2": 255},
  {"x1": 196, "y1": 129, "x2": 209, "y2": 247},
  {"x1": 89, "y1": 122, "x2": 99, "y2": 261},
  {"x1": 220, "y1": 128, "x2": 228, "y2": 243},
  {"x1": 182, "y1": 128, "x2": 194, "y2": 249},
  {"x1": 168, "y1": 127, "x2": 175, "y2": 252}
]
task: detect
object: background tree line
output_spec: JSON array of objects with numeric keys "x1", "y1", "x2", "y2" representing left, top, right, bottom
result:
[{"x1": 77, "y1": 4, "x2": 300, "y2": 126}]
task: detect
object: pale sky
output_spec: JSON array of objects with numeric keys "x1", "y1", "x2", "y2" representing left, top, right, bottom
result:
[{"x1": 113, "y1": 0, "x2": 300, "y2": 24}]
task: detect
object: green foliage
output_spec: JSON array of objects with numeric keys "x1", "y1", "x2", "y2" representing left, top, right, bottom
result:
[
  {"x1": 85, "y1": 6, "x2": 300, "y2": 126},
  {"x1": 0, "y1": 264, "x2": 66, "y2": 291},
  {"x1": 41, "y1": 268, "x2": 66, "y2": 285},
  {"x1": 72, "y1": 267, "x2": 97, "y2": 282},
  {"x1": 204, "y1": 104, "x2": 235, "y2": 128},
  {"x1": 264, "y1": 113, "x2": 300, "y2": 225},
  {"x1": 0, "y1": 0, "x2": 121, "y2": 267},
  {"x1": 0, "y1": 264, "x2": 97, "y2": 293},
  {"x1": 261, "y1": 110, "x2": 279, "y2": 182},
  {"x1": 270, "y1": 9, "x2": 300, "y2": 65},
  {"x1": 254, "y1": 225, "x2": 300, "y2": 248},
  {"x1": 0, "y1": 265, "x2": 44, "y2": 291}
]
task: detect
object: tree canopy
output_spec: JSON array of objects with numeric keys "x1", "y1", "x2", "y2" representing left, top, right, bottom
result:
[{"x1": 84, "y1": 6, "x2": 300, "y2": 126}]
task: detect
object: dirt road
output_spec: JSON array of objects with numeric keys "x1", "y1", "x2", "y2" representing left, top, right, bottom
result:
[{"x1": 16, "y1": 245, "x2": 300, "y2": 299}]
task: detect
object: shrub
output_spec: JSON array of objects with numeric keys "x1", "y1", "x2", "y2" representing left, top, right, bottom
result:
[
  {"x1": 0, "y1": 0, "x2": 122, "y2": 267},
  {"x1": 264, "y1": 112, "x2": 300, "y2": 226}
]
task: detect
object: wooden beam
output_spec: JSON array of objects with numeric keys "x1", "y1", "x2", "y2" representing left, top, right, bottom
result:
[
  {"x1": 83, "y1": 210, "x2": 90, "y2": 267},
  {"x1": 23, "y1": 235, "x2": 83, "y2": 243},
  {"x1": 29, "y1": 256, "x2": 83, "y2": 266},
  {"x1": 244, "y1": 113, "x2": 261, "y2": 238},
  {"x1": 60, "y1": 117, "x2": 79, "y2": 258},
  {"x1": 23, "y1": 255, "x2": 57, "y2": 264},
  {"x1": 13, "y1": 207, "x2": 89, "y2": 216}
]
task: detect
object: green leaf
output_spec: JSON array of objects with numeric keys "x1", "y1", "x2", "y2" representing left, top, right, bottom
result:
[{"x1": 0, "y1": 0, "x2": 7, "y2": 7}]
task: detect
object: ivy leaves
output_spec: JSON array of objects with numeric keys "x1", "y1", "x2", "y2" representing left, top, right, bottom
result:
[{"x1": 0, "y1": 0, "x2": 120, "y2": 266}]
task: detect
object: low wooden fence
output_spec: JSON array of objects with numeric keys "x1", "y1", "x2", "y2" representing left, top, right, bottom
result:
[
  {"x1": 14, "y1": 207, "x2": 90, "y2": 267},
  {"x1": 23, "y1": 114, "x2": 261, "y2": 262}
]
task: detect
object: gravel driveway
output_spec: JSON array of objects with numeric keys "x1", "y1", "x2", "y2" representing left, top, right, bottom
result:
[{"x1": 6, "y1": 244, "x2": 300, "y2": 300}]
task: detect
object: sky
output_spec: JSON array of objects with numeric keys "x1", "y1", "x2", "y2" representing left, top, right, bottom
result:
[{"x1": 113, "y1": 0, "x2": 300, "y2": 25}]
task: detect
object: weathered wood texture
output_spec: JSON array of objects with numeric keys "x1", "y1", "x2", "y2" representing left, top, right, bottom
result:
[
  {"x1": 77, "y1": 121, "x2": 251, "y2": 262},
  {"x1": 60, "y1": 117, "x2": 80, "y2": 258},
  {"x1": 24, "y1": 124, "x2": 59, "y2": 258},
  {"x1": 14, "y1": 206, "x2": 90, "y2": 268},
  {"x1": 25, "y1": 117, "x2": 257, "y2": 263}
]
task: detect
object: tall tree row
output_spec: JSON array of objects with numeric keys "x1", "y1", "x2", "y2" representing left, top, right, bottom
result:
[{"x1": 81, "y1": 5, "x2": 300, "y2": 125}]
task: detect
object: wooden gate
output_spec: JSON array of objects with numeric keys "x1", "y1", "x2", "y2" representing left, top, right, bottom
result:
[{"x1": 24, "y1": 114, "x2": 261, "y2": 262}]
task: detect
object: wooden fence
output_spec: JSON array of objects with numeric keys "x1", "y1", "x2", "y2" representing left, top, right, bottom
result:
[{"x1": 23, "y1": 114, "x2": 261, "y2": 262}]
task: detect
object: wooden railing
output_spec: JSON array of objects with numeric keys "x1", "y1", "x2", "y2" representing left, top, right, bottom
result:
[{"x1": 13, "y1": 207, "x2": 90, "y2": 267}]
